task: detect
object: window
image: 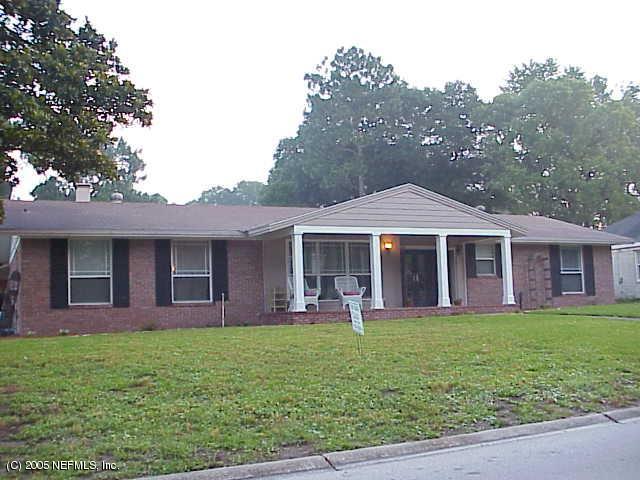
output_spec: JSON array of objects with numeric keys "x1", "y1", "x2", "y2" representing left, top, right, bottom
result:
[
  {"x1": 288, "y1": 240, "x2": 371, "y2": 300},
  {"x1": 560, "y1": 246, "x2": 583, "y2": 294},
  {"x1": 635, "y1": 251, "x2": 640, "y2": 283},
  {"x1": 475, "y1": 244, "x2": 496, "y2": 275},
  {"x1": 319, "y1": 243, "x2": 346, "y2": 274},
  {"x1": 172, "y1": 241, "x2": 211, "y2": 302},
  {"x1": 68, "y1": 239, "x2": 112, "y2": 304},
  {"x1": 349, "y1": 243, "x2": 370, "y2": 274}
]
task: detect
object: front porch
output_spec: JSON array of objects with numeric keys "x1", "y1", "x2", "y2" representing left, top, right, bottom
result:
[{"x1": 262, "y1": 227, "x2": 517, "y2": 315}]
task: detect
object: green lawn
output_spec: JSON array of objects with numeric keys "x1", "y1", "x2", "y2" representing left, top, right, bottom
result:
[
  {"x1": 1, "y1": 314, "x2": 640, "y2": 478},
  {"x1": 528, "y1": 301, "x2": 640, "y2": 318}
]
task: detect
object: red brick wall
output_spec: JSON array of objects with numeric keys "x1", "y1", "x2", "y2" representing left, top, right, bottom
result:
[
  {"x1": 512, "y1": 244, "x2": 553, "y2": 310},
  {"x1": 466, "y1": 275, "x2": 503, "y2": 307},
  {"x1": 15, "y1": 239, "x2": 264, "y2": 336},
  {"x1": 465, "y1": 244, "x2": 615, "y2": 310},
  {"x1": 550, "y1": 245, "x2": 614, "y2": 308},
  {"x1": 12, "y1": 238, "x2": 616, "y2": 336}
]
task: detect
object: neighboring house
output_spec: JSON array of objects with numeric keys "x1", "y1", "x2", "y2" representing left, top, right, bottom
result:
[
  {"x1": 606, "y1": 211, "x2": 640, "y2": 299},
  {"x1": 0, "y1": 183, "x2": 629, "y2": 336}
]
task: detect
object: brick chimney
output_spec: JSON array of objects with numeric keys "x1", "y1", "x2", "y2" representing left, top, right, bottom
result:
[{"x1": 75, "y1": 183, "x2": 91, "y2": 202}]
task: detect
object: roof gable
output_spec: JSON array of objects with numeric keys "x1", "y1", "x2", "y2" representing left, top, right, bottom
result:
[{"x1": 249, "y1": 184, "x2": 524, "y2": 235}]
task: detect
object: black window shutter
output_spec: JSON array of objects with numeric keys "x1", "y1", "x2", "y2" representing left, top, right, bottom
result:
[
  {"x1": 465, "y1": 243, "x2": 477, "y2": 278},
  {"x1": 583, "y1": 245, "x2": 596, "y2": 296},
  {"x1": 495, "y1": 243, "x2": 503, "y2": 278},
  {"x1": 112, "y1": 239, "x2": 130, "y2": 307},
  {"x1": 212, "y1": 240, "x2": 229, "y2": 301},
  {"x1": 549, "y1": 245, "x2": 562, "y2": 297},
  {"x1": 155, "y1": 240, "x2": 172, "y2": 306},
  {"x1": 50, "y1": 239, "x2": 69, "y2": 309}
]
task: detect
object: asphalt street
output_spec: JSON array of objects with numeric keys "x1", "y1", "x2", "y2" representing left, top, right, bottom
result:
[{"x1": 263, "y1": 418, "x2": 640, "y2": 480}]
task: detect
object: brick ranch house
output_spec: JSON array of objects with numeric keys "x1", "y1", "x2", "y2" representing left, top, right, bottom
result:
[{"x1": 0, "y1": 183, "x2": 630, "y2": 336}]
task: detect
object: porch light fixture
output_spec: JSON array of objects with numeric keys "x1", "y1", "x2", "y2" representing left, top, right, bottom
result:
[{"x1": 383, "y1": 240, "x2": 393, "y2": 251}]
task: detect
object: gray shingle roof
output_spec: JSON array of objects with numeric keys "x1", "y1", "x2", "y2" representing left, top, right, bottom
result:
[
  {"x1": 0, "y1": 200, "x2": 315, "y2": 238},
  {"x1": 0, "y1": 195, "x2": 631, "y2": 245},
  {"x1": 606, "y1": 211, "x2": 640, "y2": 242},
  {"x1": 497, "y1": 214, "x2": 631, "y2": 245}
]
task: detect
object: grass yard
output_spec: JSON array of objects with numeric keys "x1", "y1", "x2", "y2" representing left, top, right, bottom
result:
[
  {"x1": 528, "y1": 301, "x2": 640, "y2": 318},
  {"x1": 1, "y1": 313, "x2": 640, "y2": 478}
]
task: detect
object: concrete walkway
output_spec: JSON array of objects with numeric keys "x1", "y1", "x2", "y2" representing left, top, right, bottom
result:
[
  {"x1": 574, "y1": 315, "x2": 640, "y2": 322},
  {"x1": 524, "y1": 311, "x2": 640, "y2": 322},
  {"x1": 142, "y1": 407, "x2": 640, "y2": 480}
]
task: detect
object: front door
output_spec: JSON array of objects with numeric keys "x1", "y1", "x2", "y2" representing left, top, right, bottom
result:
[{"x1": 402, "y1": 250, "x2": 438, "y2": 307}]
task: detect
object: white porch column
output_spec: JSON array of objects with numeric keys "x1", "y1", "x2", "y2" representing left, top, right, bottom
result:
[
  {"x1": 500, "y1": 234, "x2": 516, "y2": 305},
  {"x1": 436, "y1": 234, "x2": 451, "y2": 307},
  {"x1": 291, "y1": 232, "x2": 306, "y2": 312},
  {"x1": 369, "y1": 233, "x2": 384, "y2": 309}
]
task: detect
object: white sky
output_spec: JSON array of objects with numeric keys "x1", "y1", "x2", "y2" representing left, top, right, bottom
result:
[{"x1": 12, "y1": 0, "x2": 640, "y2": 203}]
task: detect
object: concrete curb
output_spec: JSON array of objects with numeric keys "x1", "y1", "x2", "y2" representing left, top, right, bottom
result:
[
  {"x1": 141, "y1": 456, "x2": 330, "y2": 480},
  {"x1": 604, "y1": 406, "x2": 640, "y2": 423},
  {"x1": 138, "y1": 406, "x2": 640, "y2": 480}
]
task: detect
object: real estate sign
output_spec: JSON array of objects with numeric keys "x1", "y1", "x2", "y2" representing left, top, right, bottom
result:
[{"x1": 348, "y1": 302, "x2": 364, "y2": 336}]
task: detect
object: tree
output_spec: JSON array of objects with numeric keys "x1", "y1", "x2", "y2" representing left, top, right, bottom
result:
[
  {"x1": 502, "y1": 58, "x2": 560, "y2": 94},
  {"x1": 31, "y1": 138, "x2": 167, "y2": 203},
  {"x1": 30, "y1": 177, "x2": 71, "y2": 201},
  {"x1": 1, "y1": 0, "x2": 152, "y2": 213},
  {"x1": 189, "y1": 181, "x2": 264, "y2": 205},
  {"x1": 261, "y1": 47, "x2": 484, "y2": 207},
  {"x1": 261, "y1": 47, "x2": 405, "y2": 205},
  {"x1": 401, "y1": 81, "x2": 487, "y2": 207},
  {"x1": 91, "y1": 139, "x2": 167, "y2": 203},
  {"x1": 479, "y1": 64, "x2": 640, "y2": 225}
]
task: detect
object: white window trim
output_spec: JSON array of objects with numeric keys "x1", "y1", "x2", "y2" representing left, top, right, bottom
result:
[
  {"x1": 560, "y1": 246, "x2": 585, "y2": 295},
  {"x1": 171, "y1": 240, "x2": 213, "y2": 304},
  {"x1": 475, "y1": 243, "x2": 496, "y2": 276},
  {"x1": 635, "y1": 251, "x2": 640, "y2": 283},
  {"x1": 68, "y1": 239, "x2": 113, "y2": 306},
  {"x1": 286, "y1": 239, "x2": 372, "y2": 301}
]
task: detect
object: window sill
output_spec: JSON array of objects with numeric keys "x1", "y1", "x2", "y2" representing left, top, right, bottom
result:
[
  {"x1": 171, "y1": 301, "x2": 215, "y2": 307},
  {"x1": 561, "y1": 292, "x2": 585, "y2": 295},
  {"x1": 69, "y1": 303, "x2": 113, "y2": 309}
]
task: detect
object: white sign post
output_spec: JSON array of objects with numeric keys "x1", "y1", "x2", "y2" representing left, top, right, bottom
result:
[{"x1": 348, "y1": 301, "x2": 364, "y2": 355}]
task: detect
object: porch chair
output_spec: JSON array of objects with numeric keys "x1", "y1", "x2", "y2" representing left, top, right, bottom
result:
[
  {"x1": 334, "y1": 275, "x2": 366, "y2": 310},
  {"x1": 287, "y1": 277, "x2": 321, "y2": 311}
]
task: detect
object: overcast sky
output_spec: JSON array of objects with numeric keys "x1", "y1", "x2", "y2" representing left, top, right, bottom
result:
[{"x1": 12, "y1": 0, "x2": 640, "y2": 203}]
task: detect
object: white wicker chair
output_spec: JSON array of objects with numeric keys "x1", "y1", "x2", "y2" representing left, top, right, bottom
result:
[
  {"x1": 287, "y1": 277, "x2": 321, "y2": 311},
  {"x1": 334, "y1": 275, "x2": 366, "y2": 310}
]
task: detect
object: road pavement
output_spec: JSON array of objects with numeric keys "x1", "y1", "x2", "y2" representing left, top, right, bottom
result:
[{"x1": 263, "y1": 418, "x2": 640, "y2": 480}]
